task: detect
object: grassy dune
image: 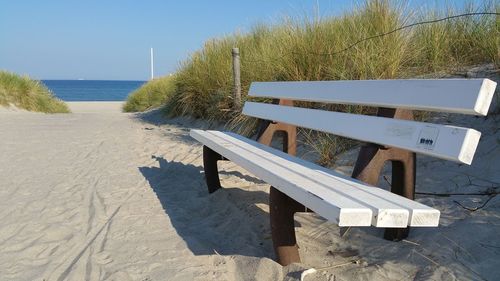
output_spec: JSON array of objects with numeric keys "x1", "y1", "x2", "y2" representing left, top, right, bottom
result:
[
  {"x1": 0, "y1": 71, "x2": 69, "y2": 113},
  {"x1": 124, "y1": 0, "x2": 498, "y2": 164},
  {"x1": 123, "y1": 75, "x2": 176, "y2": 112},
  {"x1": 126, "y1": 0, "x2": 498, "y2": 116}
]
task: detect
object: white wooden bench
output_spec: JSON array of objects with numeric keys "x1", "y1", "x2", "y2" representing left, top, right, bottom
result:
[{"x1": 190, "y1": 78, "x2": 497, "y2": 265}]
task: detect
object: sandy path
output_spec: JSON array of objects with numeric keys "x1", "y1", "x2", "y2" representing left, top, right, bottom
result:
[
  {"x1": 0, "y1": 103, "x2": 282, "y2": 281},
  {"x1": 1, "y1": 102, "x2": 499, "y2": 281}
]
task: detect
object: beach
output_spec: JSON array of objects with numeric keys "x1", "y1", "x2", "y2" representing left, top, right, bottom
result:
[{"x1": 1, "y1": 101, "x2": 499, "y2": 281}]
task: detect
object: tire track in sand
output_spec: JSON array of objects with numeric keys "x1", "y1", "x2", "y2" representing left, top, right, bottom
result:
[{"x1": 42, "y1": 188, "x2": 137, "y2": 281}]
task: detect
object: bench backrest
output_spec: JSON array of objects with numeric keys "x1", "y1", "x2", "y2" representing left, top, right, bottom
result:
[{"x1": 243, "y1": 79, "x2": 497, "y2": 165}]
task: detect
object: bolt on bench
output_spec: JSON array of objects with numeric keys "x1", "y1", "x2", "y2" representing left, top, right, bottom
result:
[{"x1": 190, "y1": 79, "x2": 497, "y2": 265}]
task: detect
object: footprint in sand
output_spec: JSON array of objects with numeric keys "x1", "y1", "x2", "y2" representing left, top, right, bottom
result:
[
  {"x1": 145, "y1": 250, "x2": 158, "y2": 257},
  {"x1": 137, "y1": 245, "x2": 157, "y2": 256},
  {"x1": 94, "y1": 251, "x2": 113, "y2": 265},
  {"x1": 107, "y1": 271, "x2": 133, "y2": 281},
  {"x1": 148, "y1": 262, "x2": 163, "y2": 271}
]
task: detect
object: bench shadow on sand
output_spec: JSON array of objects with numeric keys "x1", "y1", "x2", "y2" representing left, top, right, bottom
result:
[{"x1": 139, "y1": 155, "x2": 275, "y2": 259}]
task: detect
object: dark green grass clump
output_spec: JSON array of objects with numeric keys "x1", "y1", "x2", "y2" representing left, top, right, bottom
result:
[{"x1": 0, "y1": 71, "x2": 69, "y2": 113}]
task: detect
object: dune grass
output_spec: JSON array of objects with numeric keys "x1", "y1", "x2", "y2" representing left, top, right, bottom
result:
[
  {"x1": 123, "y1": 75, "x2": 176, "y2": 112},
  {"x1": 0, "y1": 71, "x2": 69, "y2": 113},
  {"x1": 125, "y1": 0, "x2": 499, "y2": 165},
  {"x1": 164, "y1": 0, "x2": 498, "y2": 123}
]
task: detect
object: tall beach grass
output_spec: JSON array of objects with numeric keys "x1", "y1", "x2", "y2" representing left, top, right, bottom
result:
[
  {"x1": 164, "y1": 0, "x2": 498, "y2": 121},
  {"x1": 124, "y1": 0, "x2": 499, "y2": 165},
  {"x1": 123, "y1": 75, "x2": 176, "y2": 112},
  {"x1": 0, "y1": 71, "x2": 69, "y2": 113}
]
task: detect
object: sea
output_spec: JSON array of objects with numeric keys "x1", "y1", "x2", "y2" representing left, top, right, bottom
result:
[{"x1": 41, "y1": 80, "x2": 146, "y2": 101}]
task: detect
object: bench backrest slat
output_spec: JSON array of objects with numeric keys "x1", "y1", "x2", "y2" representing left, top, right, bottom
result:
[
  {"x1": 243, "y1": 102, "x2": 481, "y2": 164},
  {"x1": 248, "y1": 79, "x2": 497, "y2": 116}
]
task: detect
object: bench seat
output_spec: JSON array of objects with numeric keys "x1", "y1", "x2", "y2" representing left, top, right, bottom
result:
[{"x1": 191, "y1": 129, "x2": 440, "y2": 228}]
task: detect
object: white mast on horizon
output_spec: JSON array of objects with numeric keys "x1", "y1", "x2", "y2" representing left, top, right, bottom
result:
[{"x1": 150, "y1": 47, "x2": 154, "y2": 80}]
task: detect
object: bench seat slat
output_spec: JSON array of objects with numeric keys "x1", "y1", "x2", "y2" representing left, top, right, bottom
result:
[
  {"x1": 249, "y1": 79, "x2": 497, "y2": 116},
  {"x1": 243, "y1": 102, "x2": 481, "y2": 165},
  {"x1": 191, "y1": 129, "x2": 441, "y2": 227},
  {"x1": 210, "y1": 131, "x2": 440, "y2": 227},
  {"x1": 191, "y1": 130, "x2": 374, "y2": 227}
]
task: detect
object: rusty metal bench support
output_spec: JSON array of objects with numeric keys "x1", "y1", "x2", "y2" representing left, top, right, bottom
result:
[
  {"x1": 267, "y1": 107, "x2": 416, "y2": 265},
  {"x1": 255, "y1": 100, "x2": 305, "y2": 265},
  {"x1": 203, "y1": 145, "x2": 224, "y2": 194},
  {"x1": 202, "y1": 99, "x2": 296, "y2": 194},
  {"x1": 352, "y1": 108, "x2": 415, "y2": 241},
  {"x1": 201, "y1": 102, "x2": 416, "y2": 266}
]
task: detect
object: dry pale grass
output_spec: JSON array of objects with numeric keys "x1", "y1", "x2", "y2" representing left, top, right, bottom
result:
[{"x1": 126, "y1": 0, "x2": 499, "y2": 165}]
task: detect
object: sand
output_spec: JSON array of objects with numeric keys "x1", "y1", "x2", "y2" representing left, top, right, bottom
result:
[{"x1": 0, "y1": 98, "x2": 499, "y2": 281}]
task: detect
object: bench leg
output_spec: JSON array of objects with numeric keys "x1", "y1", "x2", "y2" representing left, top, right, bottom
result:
[
  {"x1": 384, "y1": 158, "x2": 415, "y2": 241},
  {"x1": 270, "y1": 187, "x2": 305, "y2": 266},
  {"x1": 256, "y1": 99, "x2": 297, "y2": 156},
  {"x1": 352, "y1": 145, "x2": 415, "y2": 241},
  {"x1": 203, "y1": 146, "x2": 224, "y2": 193}
]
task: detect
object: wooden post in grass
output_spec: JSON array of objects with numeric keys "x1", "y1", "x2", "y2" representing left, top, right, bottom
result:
[{"x1": 232, "y1": 48, "x2": 242, "y2": 110}]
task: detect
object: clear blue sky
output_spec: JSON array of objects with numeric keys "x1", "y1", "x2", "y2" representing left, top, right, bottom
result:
[{"x1": 0, "y1": 0, "x2": 486, "y2": 80}]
